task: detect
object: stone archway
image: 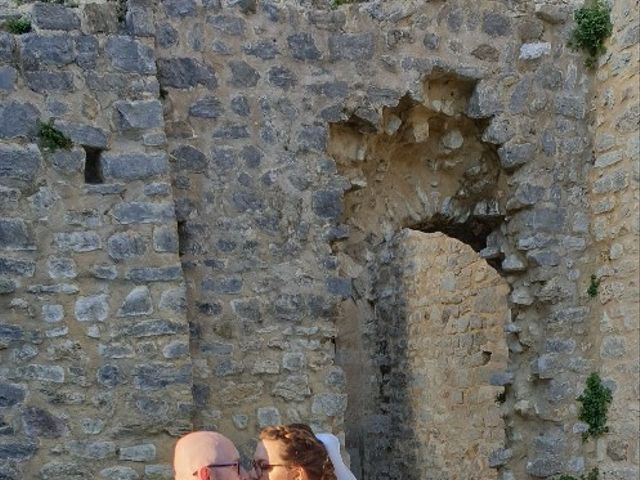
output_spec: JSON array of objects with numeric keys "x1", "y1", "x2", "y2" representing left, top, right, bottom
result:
[
  {"x1": 329, "y1": 72, "x2": 512, "y2": 479},
  {"x1": 375, "y1": 229, "x2": 509, "y2": 480}
]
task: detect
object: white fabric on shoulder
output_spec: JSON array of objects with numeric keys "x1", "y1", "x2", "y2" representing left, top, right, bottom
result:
[{"x1": 315, "y1": 433, "x2": 357, "y2": 480}]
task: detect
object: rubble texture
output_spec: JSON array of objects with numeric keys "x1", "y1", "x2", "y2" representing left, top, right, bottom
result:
[{"x1": 0, "y1": 0, "x2": 637, "y2": 479}]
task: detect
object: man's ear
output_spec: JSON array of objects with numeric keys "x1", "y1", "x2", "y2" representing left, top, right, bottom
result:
[{"x1": 198, "y1": 466, "x2": 212, "y2": 480}]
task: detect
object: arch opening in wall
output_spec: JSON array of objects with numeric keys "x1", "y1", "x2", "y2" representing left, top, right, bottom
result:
[{"x1": 329, "y1": 72, "x2": 511, "y2": 479}]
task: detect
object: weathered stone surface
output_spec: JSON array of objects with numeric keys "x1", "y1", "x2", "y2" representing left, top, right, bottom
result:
[
  {"x1": 0, "y1": 144, "x2": 41, "y2": 193},
  {"x1": 228, "y1": 60, "x2": 260, "y2": 88},
  {"x1": 311, "y1": 393, "x2": 348, "y2": 417},
  {"x1": 519, "y1": 42, "x2": 551, "y2": 60},
  {"x1": 68, "y1": 441, "x2": 116, "y2": 460},
  {"x1": 329, "y1": 33, "x2": 374, "y2": 61},
  {"x1": 157, "y1": 58, "x2": 217, "y2": 89},
  {"x1": 272, "y1": 375, "x2": 310, "y2": 401},
  {"x1": 0, "y1": 101, "x2": 39, "y2": 139},
  {"x1": 101, "y1": 153, "x2": 168, "y2": 181},
  {"x1": 106, "y1": 37, "x2": 156, "y2": 74},
  {"x1": 482, "y1": 12, "x2": 511, "y2": 37},
  {"x1": 16, "y1": 364, "x2": 64, "y2": 383},
  {"x1": 118, "y1": 286, "x2": 153, "y2": 317},
  {"x1": 498, "y1": 143, "x2": 535, "y2": 171},
  {"x1": 189, "y1": 97, "x2": 224, "y2": 119},
  {"x1": 32, "y1": 3, "x2": 80, "y2": 31},
  {"x1": 22, "y1": 406, "x2": 68, "y2": 438},
  {"x1": 268, "y1": 66, "x2": 297, "y2": 90},
  {"x1": 111, "y1": 319, "x2": 186, "y2": 339},
  {"x1": 132, "y1": 363, "x2": 191, "y2": 390},
  {"x1": 19, "y1": 34, "x2": 75, "y2": 70},
  {"x1": 54, "y1": 231, "x2": 101, "y2": 252},
  {"x1": 0, "y1": 218, "x2": 36, "y2": 251},
  {"x1": 99, "y1": 466, "x2": 140, "y2": 480},
  {"x1": 120, "y1": 443, "x2": 156, "y2": 462},
  {"x1": 111, "y1": 202, "x2": 175, "y2": 224},
  {"x1": 126, "y1": 265, "x2": 182, "y2": 283},
  {"x1": 0, "y1": 383, "x2": 25, "y2": 407},
  {"x1": 75, "y1": 295, "x2": 109, "y2": 322},
  {"x1": 48, "y1": 149, "x2": 85, "y2": 175},
  {"x1": 114, "y1": 100, "x2": 163, "y2": 131},
  {"x1": 27, "y1": 70, "x2": 75, "y2": 94},
  {"x1": 54, "y1": 122, "x2": 109, "y2": 149},
  {"x1": 0, "y1": 442, "x2": 37, "y2": 460},
  {"x1": 208, "y1": 15, "x2": 245, "y2": 35},
  {"x1": 288, "y1": 32, "x2": 321, "y2": 61},
  {"x1": 0, "y1": 66, "x2": 16, "y2": 91},
  {"x1": 107, "y1": 232, "x2": 146, "y2": 260},
  {"x1": 468, "y1": 81, "x2": 502, "y2": 118},
  {"x1": 0, "y1": 257, "x2": 35, "y2": 277}
]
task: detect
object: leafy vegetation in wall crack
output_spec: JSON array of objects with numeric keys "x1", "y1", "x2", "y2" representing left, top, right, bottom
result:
[
  {"x1": 578, "y1": 372, "x2": 612, "y2": 441},
  {"x1": 569, "y1": 0, "x2": 613, "y2": 67}
]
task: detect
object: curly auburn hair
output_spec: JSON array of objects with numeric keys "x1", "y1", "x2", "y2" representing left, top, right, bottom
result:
[{"x1": 259, "y1": 424, "x2": 337, "y2": 480}]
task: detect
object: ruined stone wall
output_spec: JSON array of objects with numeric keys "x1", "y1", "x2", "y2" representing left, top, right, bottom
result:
[
  {"x1": 0, "y1": 0, "x2": 637, "y2": 479},
  {"x1": 0, "y1": 3, "x2": 192, "y2": 479},
  {"x1": 373, "y1": 230, "x2": 510, "y2": 480},
  {"x1": 588, "y1": 0, "x2": 639, "y2": 478}
]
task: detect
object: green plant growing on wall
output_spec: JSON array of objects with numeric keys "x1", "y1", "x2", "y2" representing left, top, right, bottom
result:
[
  {"x1": 569, "y1": 0, "x2": 613, "y2": 67},
  {"x1": 37, "y1": 120, "x2": 73, "y2": 152},
  {"x1": 578, "y1": 373, "x2": 612, "y2": 441},
  {"x1": 5, "y1": 17, "x2": 31, "y2": 34},
  {"x1": 556, "y1": 467, "x2": 600, "y2": 480},
  {"x1": 587, "y1": 274, "x2": 600, "y2": 298}
]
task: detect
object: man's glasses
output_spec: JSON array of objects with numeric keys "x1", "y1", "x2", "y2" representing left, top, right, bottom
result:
[
  {"x1": 193, "y1": 462, "x2": 241, "y2": 476},
  {"x1": 251, "y1": 459, "x2": 289, "y2": 476}
]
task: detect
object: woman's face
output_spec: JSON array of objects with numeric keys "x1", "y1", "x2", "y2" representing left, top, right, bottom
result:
[{"x1": 251, "y1": 439, "x2": 298, "y2": 480}]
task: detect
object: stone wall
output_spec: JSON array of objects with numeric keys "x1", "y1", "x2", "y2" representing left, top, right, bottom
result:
[
  {"x1": 371, "y1": 230, "x2": 509, "y2": 480},
  {"x1": 589, "y1": 0, "x2": 639, "y2": 478},
  {"x1": 0, "y1": 3, "x2": 192, "y2": 479},
  {"x1": 0, "y1": 0, "x2": 637, "y2": 479}
]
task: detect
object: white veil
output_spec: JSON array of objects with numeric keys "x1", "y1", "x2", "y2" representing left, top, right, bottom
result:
[{"x1": 315, "y1": 433, "x2": 357, "y2": 480}]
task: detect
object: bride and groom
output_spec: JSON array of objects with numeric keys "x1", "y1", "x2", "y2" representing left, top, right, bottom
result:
[{"x1": 174, "y1": 423, "x2": 357, "y2": 480}]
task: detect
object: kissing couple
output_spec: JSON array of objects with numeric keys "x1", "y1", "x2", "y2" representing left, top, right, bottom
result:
[{"x1": 174, "y1": 423, "x2": 357, "y2": 480}]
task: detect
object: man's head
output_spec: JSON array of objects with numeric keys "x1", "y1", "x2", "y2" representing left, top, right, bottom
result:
[{"x1": 174, "y1": 431, "x2": 246, "y2": 480}]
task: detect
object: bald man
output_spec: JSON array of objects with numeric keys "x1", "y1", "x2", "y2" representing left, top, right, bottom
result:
[{"x1": 174, "y1": 431, "x2": 248, "y2": 480}]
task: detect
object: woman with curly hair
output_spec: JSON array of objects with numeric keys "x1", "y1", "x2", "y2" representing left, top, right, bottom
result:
[{"x1": 250, "y1": 424, "x2": 356, "y2": 480}]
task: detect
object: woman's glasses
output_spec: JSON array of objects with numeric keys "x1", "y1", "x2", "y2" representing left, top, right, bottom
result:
[
  {"x1": 251, "y1": 459, "x2": 289, "y2": 476},
  {"x1": 192, "y1": 462, "x2": 241, "y2": 476}
]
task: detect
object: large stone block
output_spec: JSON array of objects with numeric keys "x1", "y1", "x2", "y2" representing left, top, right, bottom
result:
[
  {"x1": 22, "y1": 406, "x2": 68, "y2": 438},
  {"x1": 0, "y1": 257, "x2": 35, "y2": 277},
  {"x1": 132, "y1": 363, "x2": 191, "y2": 390},
  {"x1": 74, "y1": 294, "x2": 109, "y2": 322},
  {"x1": 0, "y1": 383, "x2": 26, "y2": 407},
  {"x1": 32, "y1": 3, "x2": 80, "y2": 31},
  {"x1": 111, "y1": 202, "x2": 175, "y2": 224},
  {"x1": 126, "y1": 265, "x2": 182, "y2": 283},
  {"x1": 0, "y1": 144, "x2": 41, "y2": 193},
  {"x1": 189, "y1": 97, "x2": 224, "y2": 119},
  {"x1": 106, "y1": 37, "x2": 156, "y2": 74},
  {"x1": 208, "y1": 14, "x2": 245, "y2": 36},
  {"x1": 0, "y1": 66, "x2": 16, "y2": 91},
  {"x1": 118, "y1": 286, "x2": 153, "y2": 317},
  {"x1": 228, "y1": 60, "x2": 260, "y2": 88},
  {"x1": 101, "y1": 152, "x2": 168, "y2": 181},
  {"x1": 287, "y1": 32, "x2": 321, "y2": 61},
  {"x1": 157, "y1": 58, "x2": 216, "y2": 89},
  {"x1": 113, "y1": 100, "x2": 163, "y2": 131},
  {"x1": 54, "y1": 121, "x2": 108, "y2": 149},
  {"x1": 0, "y1": 101, "x2": 39, "y2": 139},
  {"x1": 0, "y1": 218, "x2": 36, "y2": 251},
  {"x1": 53, "y1": 231, "x2": 101, "y2": 252},
  {"x1": 19, "y1": 34, "x2": 75, "y2": 70},
  {"x1": 25, "y1": 71, "x2": 75, "y2": 94},
  {"x1": 329, "y1": 33, "x2": 374, "y2": 61},
  {"x1": 107, "y1": 232, "x2": 147, "y2": 260}
]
